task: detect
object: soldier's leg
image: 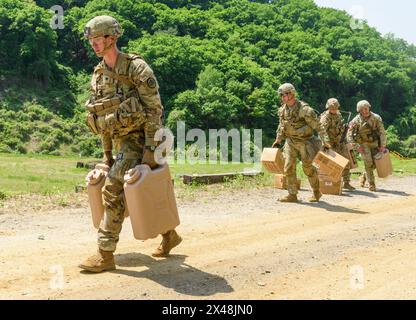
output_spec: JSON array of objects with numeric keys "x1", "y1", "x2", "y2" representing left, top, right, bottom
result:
[
  {"x1": 279, "y1": 142, "x2": 298, "y2": 202},
  {"x1": 362, "y1": 146, "x2": 376, "y2": 190},
  {"x1": 300, "y1": 142, "x2": 321, "y2": 202},
  {"x1": 80, "y1": 157, "x2": 138, "y2": 272},
  {"x1": 359, "y1": 172, "x2": 366, "y2": 187},
  {"x1": 338, "y1": 144, "x2": 355, "y2": 190},
  {"x1": 79, "y1": 175, "x2": 123, "y2": 272},
  {"x1": 98, "y1": 174, "x2": 126, "y2": 252}
]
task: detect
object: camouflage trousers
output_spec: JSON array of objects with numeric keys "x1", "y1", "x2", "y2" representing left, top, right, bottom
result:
[
  {"x1": 359, "y1": 142, "x2": 379, "y2": 185},
  {"x1": 332, "y1": 143, "x2": 352, "y2": 183},
  {"x1": 98, "y1": 132, "x2": 144, "y2": 252},
  {"x1": 283, "y1": 138, "x2": 320, "y2": 196}
]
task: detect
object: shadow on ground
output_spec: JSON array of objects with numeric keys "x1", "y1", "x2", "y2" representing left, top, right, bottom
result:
[
  {"x1": 105, "y1": 253, "x2": 234, "y2": 297},
  {"x1": 297, "y1": 200, "x2": 369, "y2": 214}
]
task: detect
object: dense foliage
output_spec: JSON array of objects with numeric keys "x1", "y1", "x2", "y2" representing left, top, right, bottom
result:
[{"x1": 1, "y1": 0, "x2": 415, "y2": 157}]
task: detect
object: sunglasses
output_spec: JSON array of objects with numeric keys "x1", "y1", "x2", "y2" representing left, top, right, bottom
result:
[{"x1": 280, "y1": 93, "x2": 291, "y2": 97}]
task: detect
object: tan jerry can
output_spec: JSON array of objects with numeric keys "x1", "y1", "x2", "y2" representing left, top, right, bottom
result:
[
  {"x1": 313, "y1": 150, "x2": 349, "y2": 182},
  {"x1": 374, "y1": 150, "x2": 393, "y2": 178},
  {"x1": 261, "y1": 148, "x2": 285, "y2": 174},
  {"x1": 86, "y1": 164, "x2": 129, "y2": 229},
  {"x1": 123, "y1": 163, "x2": 180, "y2": 240}
]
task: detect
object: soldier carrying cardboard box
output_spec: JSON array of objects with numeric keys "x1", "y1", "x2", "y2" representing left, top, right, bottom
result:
[
  {"x1": 319, "y1": 98, "x2": 355, "y2": 191},
  {"x1": 347, "y1": 100, "x2": 387, "y2": 192},
  {"x1": 272, "y1": 83, "x2": 325, "y2": 203}
]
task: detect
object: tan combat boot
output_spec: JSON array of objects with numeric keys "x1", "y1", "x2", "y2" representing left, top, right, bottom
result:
[
  {"x1": 359, "y1": 174, "x2": 366, "y2": 187},
  {"x1": 343, "y1": 181, "x2": 356, "y2": 190},
  {"x1": 79, "y1": 249, "x2": 116, "y2": 273},
  {"x1": 308, "y1": 190, "x2": 322, "y2": 202},
  {"x1": 279, "y1": 194, "x2": 298, "y2": 203},
  {"x1": 152, "y1": 230, "x2": 182, "y2": 257},
  {"x1": 369, "y1": 184, "x2": 376, "y2": 192}
]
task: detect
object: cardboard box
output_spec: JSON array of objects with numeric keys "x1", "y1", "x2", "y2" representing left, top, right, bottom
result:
[
  {"x1": 261, "y1": 148, "x2": 284, "y2": 174},
  {"x1": 374, "y1": 150, "x2": 393, "y2": 178},
  {"x1": 319, "y1": 174, "x2": 342, "y2": 195},
  {"x1": 313, "y1": 150, "x2": 349, "y2": 182},
  {"x1": 346, "y1": 143, "x2": 358, "y2": 169},
  {"x1": 274, "y1": 174, "x2": 301, "y2": 190}
]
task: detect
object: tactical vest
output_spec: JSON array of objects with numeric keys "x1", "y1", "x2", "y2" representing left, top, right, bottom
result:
[
  {"x1": 321, "y1": 111, "x2": 344, "y2": 144},
  {"x1": 351, "y1": 113, "x2": 381, "y2": 145},
  {"x1": 86, "y1": 53, "x2": 146, "y2": 137},
  {"x1": 279, "y1": 101, "x2": 314, "y2": 140}
]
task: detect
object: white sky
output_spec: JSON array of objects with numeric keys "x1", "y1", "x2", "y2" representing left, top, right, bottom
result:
[{"x1": 314, "y1": 0, "x2": 415, "y2": 45}]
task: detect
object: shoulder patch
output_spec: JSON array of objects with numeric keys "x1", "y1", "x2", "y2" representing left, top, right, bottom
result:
[{"x1": 147, "y1": 78, "x2": 157, "y2": 88}]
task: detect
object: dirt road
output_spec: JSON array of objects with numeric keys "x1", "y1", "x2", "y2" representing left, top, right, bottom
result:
[{"x1": 1, "y1": 176, "x2": 416, "y2": 300}]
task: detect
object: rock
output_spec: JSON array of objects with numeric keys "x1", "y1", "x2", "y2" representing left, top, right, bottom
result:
[
  {"x1": 38, "y1": 235, "x2": 45, "y2": 240},
  {"x1": 257, "y1": 281, "x2": 266, "y2": 287},
  {"x1": 76, "y1": 162, "x2": 85, "y2": 168}
]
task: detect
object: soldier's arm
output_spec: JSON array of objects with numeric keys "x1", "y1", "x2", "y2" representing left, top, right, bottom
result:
[
  {"x1": 275, "y1": 109, "x2": 285, "y2": 142},
  {"x1": 319, "y1": 115, "x2": 331, "y2": 145},
  {"x1": 101, "y1": 135, "x2": 114, "y2": 166},
  {"x1": 346, "y1": 121, "x2": 357, "y2": 144},
  {"x1": 131, "y1": 60, "x2": 163, "y2": 147},
  {"x1": 376, "y1": 116, "x2": 387, "y2": 147},
  {"x1": 101, "y1": 135, "x2": 112, "y2": 153},
  {"x1": 303, "y1": 107, "x2": 325, "y2": 140}
]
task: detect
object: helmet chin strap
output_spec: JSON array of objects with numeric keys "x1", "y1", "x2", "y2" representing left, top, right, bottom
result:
[{"x1": 96, "y1": 37, "x2": 116, "y2": 57}]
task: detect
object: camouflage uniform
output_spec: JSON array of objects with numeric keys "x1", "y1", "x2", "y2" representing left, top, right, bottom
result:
[
  {"x1": 276, "y1": 100, "x2": 323, "y2": 197},
  {"x1": 86, "y1": 52, "x2": 163, "y2": 252},
  {"x1": 80, "y1": 16, "x2": 181, "y2": 273},
  {"x1": 347, "y1": 112, "x2": 387, "y2": 186},
  {"x1": 320, "y1": 110, "x2": 352, "y2": 183}
]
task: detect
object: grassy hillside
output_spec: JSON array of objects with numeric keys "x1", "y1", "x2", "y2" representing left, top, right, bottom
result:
[{"x1": 0, "y1": 0, "x2": 416, "y2": 157}]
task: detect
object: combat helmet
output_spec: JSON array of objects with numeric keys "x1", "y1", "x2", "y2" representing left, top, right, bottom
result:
[
  {"x1": 278, "y1": 83, "x2": 296, "y2": 95},
  {"x1": 357, "y1": 100, "x2": 371, "y2": 112},
  {"x1": 326, "y1": 98, "x2": 340, "y2": 110},
  {"x1": 84, "y1": 15, "x2": 123, "y2": 39}
]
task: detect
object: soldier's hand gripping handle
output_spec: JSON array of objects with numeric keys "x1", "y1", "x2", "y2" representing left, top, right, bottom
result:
[
  {"x1": 272, "y1": 139, "x2": 281, "y2": 148},
  {"x1": 103, "y1": 151, "x2": 115, "y2": 167},
  {"x1": 321, "y1": 142, "x2": 332, "y2": 151},
  {"x1": 142, "y1": 148, "x2": 158, "y2": 169}
]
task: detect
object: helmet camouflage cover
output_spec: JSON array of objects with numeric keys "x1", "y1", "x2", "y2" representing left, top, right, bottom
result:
[
  {"x1": 357, "y1": 100, "x2": 371, "y2": 112},
  {"x1": 326, "y1": 98, "x2": 340, "y2": 110},
  {"x1": 84, "y1": 15, "x2": 123, "y2": 39},
  {"x1": 278, "y1": 83, "x2": 296, "y2": 95}
]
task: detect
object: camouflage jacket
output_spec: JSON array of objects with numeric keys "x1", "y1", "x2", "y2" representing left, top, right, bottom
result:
[
  {"x1": 276, "y1": 100, "x2": 323, "y2": 142},
  {"x1": 347, "y1": 112, "x2": 387, "y2": 147},
  {"x1": 85, "y1": 52, "x2": 163, "y2": 151},
  {"x1": 319, "y1": 110, "x2": 345, "y2": 145}
]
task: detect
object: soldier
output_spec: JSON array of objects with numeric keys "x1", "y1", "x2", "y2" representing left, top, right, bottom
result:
[
  {"x1": 272, "y1": 83, "x2": 324, "y2": 203},
  {"x1": 347, "y1": 100, "x2": 387, "y2": 192},
  {"x1": 320, "y1": 98, "x2": 355, "y2": 190},
  {"x1": 79, "y1": 16, "x2": 182, "y2": 273}
]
